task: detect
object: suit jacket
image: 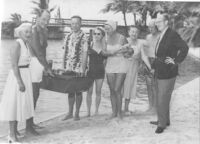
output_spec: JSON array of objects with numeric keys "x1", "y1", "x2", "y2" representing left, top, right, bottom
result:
[{"x1": 153, "y1": 28, "x2": 189, "y2": 79}]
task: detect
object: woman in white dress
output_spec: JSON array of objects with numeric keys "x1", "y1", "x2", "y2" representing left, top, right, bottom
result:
[
  {"x1": 123, "y1": 26, "x2": 151, "y2": 114},
  {"x1": 0, "y1": 23, "x2": 36, "y2": 142}
]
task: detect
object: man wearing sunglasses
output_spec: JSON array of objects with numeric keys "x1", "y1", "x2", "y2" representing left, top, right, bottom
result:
[{"x1": 150, "y1": 13, "x2": 189, "y2": 134}]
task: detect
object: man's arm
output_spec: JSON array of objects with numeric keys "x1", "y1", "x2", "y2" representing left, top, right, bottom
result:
[
  {"x1": 165, "y1": 32, "x2": 189, "y2": 65},
  {"x1": 31, "y1": 27, "x2": 50, "y2": 70}
]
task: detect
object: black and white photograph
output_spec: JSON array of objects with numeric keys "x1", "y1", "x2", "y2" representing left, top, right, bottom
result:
[{"x1": 0, "y1": 0, "x2": 199, "y2": 143}]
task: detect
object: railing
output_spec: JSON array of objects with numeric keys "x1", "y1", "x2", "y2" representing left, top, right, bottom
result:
[{"x1": 32, "y1": 18, "x2": 107, "y2": 27}]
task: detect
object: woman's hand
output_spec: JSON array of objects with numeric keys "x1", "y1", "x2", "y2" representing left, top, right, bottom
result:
[
  {"x1": 165, "y1": 57, "x2": 175, "y2": 65},
  {"x1": 19, "y1": 82, "x2": 25, "y2": 92}
]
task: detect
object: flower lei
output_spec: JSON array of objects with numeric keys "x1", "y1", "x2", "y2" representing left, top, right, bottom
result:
[{"x1": 63, "y1": 32, "x2": 84, "y2": 71}]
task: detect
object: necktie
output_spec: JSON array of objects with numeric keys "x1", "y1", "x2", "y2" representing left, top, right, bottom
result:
[{"x1": 155, "y1": 35, "x2": 161, "y2": 56}]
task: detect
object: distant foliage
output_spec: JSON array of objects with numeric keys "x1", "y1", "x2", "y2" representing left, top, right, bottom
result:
[{"x1": 31, "y1": 0, "x2": 56, "y2": 16}]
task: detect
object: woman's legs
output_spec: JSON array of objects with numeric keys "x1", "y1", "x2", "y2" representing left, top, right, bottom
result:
[
  {"x1": 114, "y1": 73, "x2": 126, "y2": 119},
  {"x1": 86, "y1": 83, "x2": 94, "y2": 117},
  {"x1": 95, "y1": 79, "x2": 104, "y2": 115},
  {"x1": 26, "y1": 118, "x2": 40, "y2": 136},
  {"x1": 15, "y1": 121, "x2": 21, "y2": 136},
  {"x1": 106, "y1": 73, "x2": 117, "y2": 117},
  {"x1": 124, "y1": 98, "x2": 130, "y2": 112},
  {"x1": 9, "y1": 121, "x2": 18, "y2": 142}
]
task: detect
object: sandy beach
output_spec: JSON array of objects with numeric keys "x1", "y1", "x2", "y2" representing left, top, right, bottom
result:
[{"x1": 0, "y1": 49, "x2": 199, "y2": 144}]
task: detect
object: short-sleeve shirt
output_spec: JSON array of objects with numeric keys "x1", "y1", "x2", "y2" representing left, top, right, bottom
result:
[
  {"x1": 63, "y1": 30, "x2": 88, "y2": 73},
  {"x1": 145, "y1": 33, "x2": 160, "y2": 58}
]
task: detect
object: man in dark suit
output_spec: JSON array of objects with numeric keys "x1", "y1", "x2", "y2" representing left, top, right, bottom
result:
[{"x1": 150, "y1": 13, "x2": 189, "y2": 134}]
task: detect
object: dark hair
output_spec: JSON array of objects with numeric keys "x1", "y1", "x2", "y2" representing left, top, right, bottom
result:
[
  {"x1": 128, "y1": 25, "x2": 140, "y2": 32},
  {"x1": 157, "y1": 13, "x2": 170, "y2": 22},
  {"x1": 96, "y1": 27, "x2": 105, "y2": 37},
  {"x1": 162, "y1": 13, "x2": 170, "y2": 22},
  {"x1": 71, "y1": 15, "x2": 82, "y2": 22}
]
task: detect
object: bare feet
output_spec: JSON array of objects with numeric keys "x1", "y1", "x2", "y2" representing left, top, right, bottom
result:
[
  {"x1": 16, "y1": 130, "x2": 24, "y2": 138},
  {"x1": 16, "y1": 130, "x2": 21, "y2": 136},
  {"x1": 106, "y1": 113, "x2": 117, "y2": 120},
  {"x1": 117, "y1": 113, "x2": 123, "y2": 120},
  {"x1": 26, "y1": 127, "x2": 40, "y2": 136},
  {"x1": 94, "y1": 111, "x2": 99, "y2": 116},
  {"x1": 74, "y1": 114, "x2": 80, "y2": 121},
  {"x1": 124, "y1": 111, "x2": 133, "y2": 116},
  {"x1": 145, "y1": 108, "x2": 156, "y2": 115},
  {"x1": 86, "y1": 112, "x2": 91, "y2": 117},
  {"x1": 62, "y1": 114, "x2": 73, "y2": 121},
  {"x1": 8, "y1": 135, "x2": 19, "y2": 143},
  {"x1": 32, "y1": 123, "x2": 44, "y2": 129}
]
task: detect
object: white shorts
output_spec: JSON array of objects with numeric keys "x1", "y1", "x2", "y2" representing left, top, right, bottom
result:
[{"x1": 30, "y1": 57, "x2": 44, "y2": 83}]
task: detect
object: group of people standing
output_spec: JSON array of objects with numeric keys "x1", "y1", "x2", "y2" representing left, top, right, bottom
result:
[
  {"x1": 0, "y1": 10, "x2": 188, "y2": 143},
  {"x1": 61, "y1": 13, "x2": 188, "y2": 135}
]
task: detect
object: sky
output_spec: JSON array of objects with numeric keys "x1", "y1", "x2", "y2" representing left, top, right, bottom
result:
[
  {"x1": 0, "y1": 0, "x2": 197, "y2": 26},
  {"x1": 0, "y1": 0, "x2": 136, "y2": 25}
]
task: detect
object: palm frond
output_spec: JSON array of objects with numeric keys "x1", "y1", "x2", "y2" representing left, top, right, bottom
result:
[
  {"x1": 100, "y1": 3, "x2": 113, "y2": 13},
  {"x1": 40, "y1": 0, "x2": 48, "y2": 9},
  {"x1": 49, "y1": 5, "x2": 57, "y2": 12},
  {"x1": 31, "y1": 0, "x2": 40, "y2": 6}
]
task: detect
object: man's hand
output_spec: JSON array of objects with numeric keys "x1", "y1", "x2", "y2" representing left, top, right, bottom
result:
[
  {"x1": 150, "y1": 69, "x2": 155, "y2": 75},
  {"x1": 46, "y1": 68, "x2": 55, "y2": 77},
  {"x1": 165, "y1": 57, "x2": 175, "y2": 65}
]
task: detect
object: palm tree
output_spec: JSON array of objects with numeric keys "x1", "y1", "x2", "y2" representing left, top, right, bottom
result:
[
  {"x1": 101, "y1": 0, "x2": 133, "y2": 33},
  {"x1": 127, "y1": 1, "x2": 161, "y2": 26},
  {"x1": 31, "y1": 0, "x2": 56, "y2": 16},
  {"x1": 10, "y1": 13, "x2": 22, "y2": 27}
]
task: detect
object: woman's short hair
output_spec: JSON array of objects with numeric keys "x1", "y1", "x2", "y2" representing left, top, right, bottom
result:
[
  {"x1": 162, "y1": 13, "x2": 170, "y2": 22},
  {"x1": 96, "y1": 27, "x2": 105, "y2": 37},
  {"x1": 128, "y1": 25, "x2": 140, "y2": 32},
  {"x1": 71, "y1": 15, "x2": 82, "y2": 22},
  {"x1": 15, "y1": 23, "x2": 32, "y2": 38},
  {"x1": 105, "y1": 20, "x2": 117, "y2": 31}
]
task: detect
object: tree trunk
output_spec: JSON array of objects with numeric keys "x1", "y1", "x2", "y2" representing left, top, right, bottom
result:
[
  {"x1": 123, "y1": 12, "x2": 128, "y2": 36},
  {"x1": 133, "y1": 13, "x2": 137, "y2": 25}
]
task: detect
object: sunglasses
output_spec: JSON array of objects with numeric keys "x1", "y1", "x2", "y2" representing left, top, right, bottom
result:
[{"x1": 93, "y1": 33, "x2": 101, "y2": 36}]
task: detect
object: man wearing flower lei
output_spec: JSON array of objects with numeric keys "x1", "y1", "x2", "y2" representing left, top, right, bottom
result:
[{"x1": 62, "y1": 15, "x2": 88, "y2": 121}]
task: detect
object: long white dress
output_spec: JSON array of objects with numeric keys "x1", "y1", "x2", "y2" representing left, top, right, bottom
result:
[
  {"x1": 123, "y1": 39, "x2": 146, "y2": 99},
  {"x1": 0, "y1": 39, "x2": 34, "y2": 122}
]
